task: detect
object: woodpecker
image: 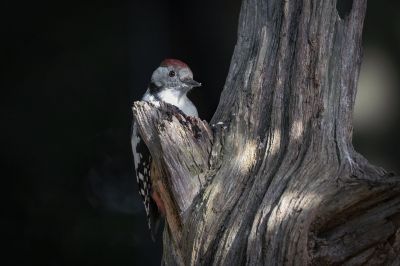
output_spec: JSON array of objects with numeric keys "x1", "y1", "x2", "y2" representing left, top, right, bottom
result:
[{"x1": 131, "y1": 59, "x2": 201, "y2": 240}]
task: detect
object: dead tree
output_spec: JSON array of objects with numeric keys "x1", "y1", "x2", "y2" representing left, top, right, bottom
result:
[{"x1": 133, "y1": 0, "x2": 400, "y2": 264}]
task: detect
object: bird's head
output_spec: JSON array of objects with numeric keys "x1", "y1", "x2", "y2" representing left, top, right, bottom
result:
[{"x1": 149, "y1": 59, "x2": 201, "y2": 96}]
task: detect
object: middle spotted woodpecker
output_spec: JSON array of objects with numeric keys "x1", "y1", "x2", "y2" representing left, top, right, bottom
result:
[{"x1": 131, "y1": 59, "x2": 201, "y2": 240}]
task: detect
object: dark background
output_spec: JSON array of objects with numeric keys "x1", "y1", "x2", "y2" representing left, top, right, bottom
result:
[{"x1": 2, "y1": 1, "x2": 399, "y2": 265}]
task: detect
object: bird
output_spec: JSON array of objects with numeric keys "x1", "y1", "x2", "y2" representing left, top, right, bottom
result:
[{"x1": 131, "y1": 59, "x2": 201, "y2": 240}]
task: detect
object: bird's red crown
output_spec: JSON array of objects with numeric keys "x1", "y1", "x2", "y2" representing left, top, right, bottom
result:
[{"x1": 160, "y1": 58, "x2": 189, "y2": 69}]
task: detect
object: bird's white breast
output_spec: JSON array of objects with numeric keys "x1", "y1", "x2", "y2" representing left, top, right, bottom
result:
[{"x1": 142, "y1": 89, "x2": 198, "y2": 117}]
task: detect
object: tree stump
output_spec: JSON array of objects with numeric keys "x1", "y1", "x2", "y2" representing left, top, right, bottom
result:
[{"x1": 133, "y1": 0, "x2": 400, "y2": 265}]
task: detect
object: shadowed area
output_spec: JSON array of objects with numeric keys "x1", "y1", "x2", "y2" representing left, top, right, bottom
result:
[{"x1": 2, "y1": 0, "x2": 400, "y2": 265}]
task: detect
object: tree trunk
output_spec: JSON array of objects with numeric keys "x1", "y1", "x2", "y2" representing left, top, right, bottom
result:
[{"x1": 133, "y1": 0, "x2": 400, "y2": 265}]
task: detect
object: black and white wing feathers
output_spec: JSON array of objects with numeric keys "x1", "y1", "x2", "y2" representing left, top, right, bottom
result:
[{"x1": 131, "y1": 122, "x2": 160, "y2": 241}]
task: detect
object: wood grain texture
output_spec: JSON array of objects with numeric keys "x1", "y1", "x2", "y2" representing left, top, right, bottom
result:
[{"x1": 132, "y1": 0, "x2": 400, "y2": 265}]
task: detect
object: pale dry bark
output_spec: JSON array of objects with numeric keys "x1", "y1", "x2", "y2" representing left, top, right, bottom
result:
[{"x1": 132, "y1": 0, "x2": 400, "y2": 265}]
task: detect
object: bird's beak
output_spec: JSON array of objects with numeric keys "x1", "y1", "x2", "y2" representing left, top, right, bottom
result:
[{"x1": 182, "y1": 78, "x2": 202, "y2": 87}]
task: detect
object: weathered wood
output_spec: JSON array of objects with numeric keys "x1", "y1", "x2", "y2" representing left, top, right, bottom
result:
[
  {"x1": 133, "y1": 101, "x2": 213, "y2": 246},
  {"x1": 132, "y1": 0, "x2": 400, "y2": 265}
]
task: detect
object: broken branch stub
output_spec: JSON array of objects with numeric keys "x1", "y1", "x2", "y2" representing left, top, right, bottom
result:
[{"x1": 132, "y1": 101, "x2": 213, "y2": 232}]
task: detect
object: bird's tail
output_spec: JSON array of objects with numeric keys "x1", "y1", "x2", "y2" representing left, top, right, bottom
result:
[{"x1": 148, "y1": 198, "x2": 161, "y2": 241}]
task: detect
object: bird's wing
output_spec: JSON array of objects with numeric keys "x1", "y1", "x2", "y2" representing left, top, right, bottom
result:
[{"x1": 131, "y1": 122, "x2": 161, "y2": 241}]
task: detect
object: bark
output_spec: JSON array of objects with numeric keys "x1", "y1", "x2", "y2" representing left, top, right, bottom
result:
[{"x1": 132, "y1": 0, "x2": 400, "y2": 265}]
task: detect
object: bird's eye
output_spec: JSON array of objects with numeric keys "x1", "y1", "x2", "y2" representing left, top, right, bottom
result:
[{"x1": 169, "y1": 71, "x2": 176, "y2": 77}]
